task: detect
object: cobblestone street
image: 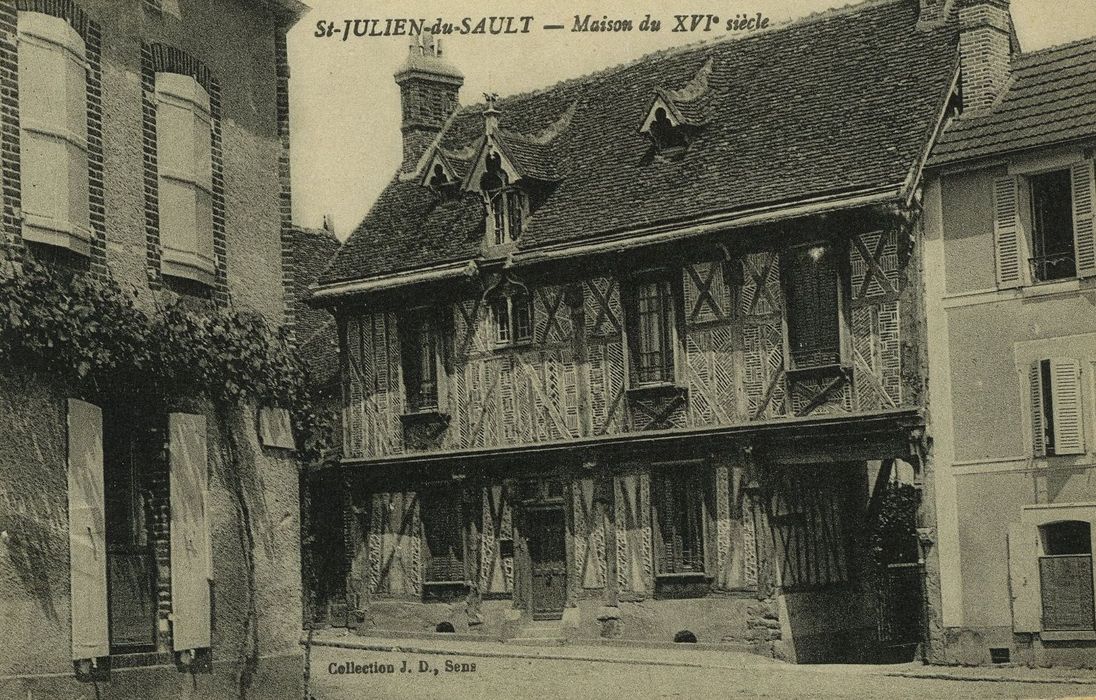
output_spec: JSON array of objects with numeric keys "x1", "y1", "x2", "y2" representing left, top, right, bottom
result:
[{"x1": 305, "y1": 638, "x2": 1096, "y2": 700}]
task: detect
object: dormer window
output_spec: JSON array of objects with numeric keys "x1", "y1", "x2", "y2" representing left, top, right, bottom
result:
[
  {"x1": 428, "y1": 163, "x2": 450, "y2": 188},
  {"x1": 481, "y1": 152, "x2": 527, "y2": 246},
  {"x1": 649, "y1": 107, "x2": 687, "y2": 151}
]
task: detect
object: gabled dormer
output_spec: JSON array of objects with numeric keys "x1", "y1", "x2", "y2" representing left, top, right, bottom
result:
[
  {"x1": 456, "y1": 94, "x2": 572, "y2": 254},
  {"x1": 639, "y1": 94, "x2": 690, "y2": 152},
  {"x1": 419, "y1": 148, "x2": 461, "y2": 195},
  {"x1": 463, "y1": 95, "x2": 529, "y2": 253},
  {"x1": 638, "y1": 56, "x2": 715, "y2": 155}
]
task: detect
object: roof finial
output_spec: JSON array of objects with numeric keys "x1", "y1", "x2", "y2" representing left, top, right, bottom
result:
[{"x1": 483, "y1": 92, "x2": 501, "y2": 135}]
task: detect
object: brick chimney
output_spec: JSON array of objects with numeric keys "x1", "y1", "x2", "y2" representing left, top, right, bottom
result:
[
  {"x1": 917, "y1": 0, "x2": 957, "y2": 26},
  {"x1": 957, "y1": 0, "x2": 1013, "y2": 112},
  {"x1": 394, "y1": 33, "x2": 464, "y2": 171}
]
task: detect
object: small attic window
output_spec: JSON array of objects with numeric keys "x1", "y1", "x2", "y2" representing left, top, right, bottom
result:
[
  {"x1": 428, "y1": 163, "x2": 451, "y2": 188},
  {"x1": 649, "y1": 107, "x2": 687, "y2": 151}
]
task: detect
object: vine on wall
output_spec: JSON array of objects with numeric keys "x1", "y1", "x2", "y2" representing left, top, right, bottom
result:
[{"x1": 0, "y1": 260, "x2": 333, "y2": 461}]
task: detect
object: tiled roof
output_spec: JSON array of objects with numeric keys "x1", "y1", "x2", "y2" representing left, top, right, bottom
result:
[
  {"x1": 290, "y1": 226, "x2": 341, "y2": 378},
  {"x1": 321, "y1": 0, "x2": 958, "y2": 286},
  {"x1": 929, "y1": 35, "x2": 1096, "y2": 167},
  {"x1": 497, "y1": 130, "x2": 563, "y2": 182}
]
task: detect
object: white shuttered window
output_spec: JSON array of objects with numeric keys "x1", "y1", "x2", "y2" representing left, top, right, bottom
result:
[
  {"x1": 168, "y1": 412, "x2": 212, "y2": 652},
  {"x1": 1073, "y1": 160, "x2": 1096, "y2": 278},
  {"x1": 67, "y1": 398, "x2": 109, "y2": 661},
  {"x1": 156, "y1": 73, "x2": 214, "y2": 284},
  {"x1": 18, "y1": 12, "x2": 91, "y2": 255},
  {"x1": 993, "y1": 176, "x2": 1023, "y2": 288},
  {"x1": 1030, "y1": 358, "x2": 1085, "y2": 457},
  {"x1": 993, "y1": 162, "x2": 1096, "y2": 287}
]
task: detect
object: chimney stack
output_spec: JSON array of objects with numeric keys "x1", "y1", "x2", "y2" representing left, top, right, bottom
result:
[
  {"x1": 394, "y1": 32, "x2": 464, "y2": 171},
  {"x1": 917, "y1": 0, "x2": 957, "y2": 26},
  {"x1": 957, "y1": 0, "x2": 1013, "y2": 112}
]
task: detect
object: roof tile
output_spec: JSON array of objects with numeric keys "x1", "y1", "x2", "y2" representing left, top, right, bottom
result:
[{"x1": 323, "y1": 0, "x2": 958, "y2": 286}]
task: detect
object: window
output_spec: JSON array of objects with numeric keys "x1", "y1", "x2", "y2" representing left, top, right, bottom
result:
[
  {"x1": 629, "y1": 276, "x2": 676, "y2": 385},
  {"x1": 156, "y1": 72, "x2": 215, "y2": 284},
  {"x1": 104, "y1": 409, "x2": 157, "y2": 652},
  {"x1": 491, "y1": 294, "x2": 533, "y2": 346},
  {"x1": 485, "y1": 188, "x2": 526, "y2": 246},
  {"x1": 66, "y1": 402, "x2": 211, "y2": 665},
  {"x1": 480, "y1": 152, "x2": 526, "y2": 246},
  {"x1": 18, "y1": 12, "x2": 91, "y2": 254},
  {"x1": 1029, "y1": 170, "x2": 1077, "y2": 282},
  {"x1": 648, "y1": 107, "x2": 687, "y2": 152},
  {"x1": 653, "y1": 469, "x2": 705, "y2": 575},
  {"x1": 1030, "y1": 358, "x2": 1085, "y2": 457},
  {"x1": 1039, "y1": 521, "x2": 1094, "y2": 632},
  {"x1": 783, "y1": 244, "x2": 843, "y2": 371},
  {"x1": 400, "y1": 314, "x2": 440, "y2": 412},
  {"x1": 993, "y1": 162, "x2": 1096, "y2": 289},
  {"x1": 420, "y1": 490, "x2": 466, "y2": 584}
]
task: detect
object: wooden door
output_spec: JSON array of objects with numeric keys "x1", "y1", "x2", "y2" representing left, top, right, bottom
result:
[{"x1": 527, "y1": 506, "x2": 566, "y2": 619}]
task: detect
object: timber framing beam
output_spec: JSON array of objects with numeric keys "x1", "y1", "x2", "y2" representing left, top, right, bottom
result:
[{"x1": 328, "y1": 407, "x2": 924, "y2": 484}]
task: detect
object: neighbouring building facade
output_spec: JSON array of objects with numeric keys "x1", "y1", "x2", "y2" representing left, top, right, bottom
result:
[
  {"x1": 305, "y1": 0, "x2": 999, "y2": 664},
  {"x1": 925, "y1": 2, "x2": 1096, "y2": 667},
  {"x1": 290, "y1": 222, "x2": 347, "y2": 625},
  {"x1": 0, "y1": 0, "x2": 309, "y2": 697}
]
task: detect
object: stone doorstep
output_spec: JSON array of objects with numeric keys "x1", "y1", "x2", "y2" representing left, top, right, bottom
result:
[
  {"x1": 331, "y1": 627, "x2": 759, "y2": 654},
  {"x1": 309, "y1": 630, "x2": 767, "y2": 661},
  {"x1": 321, "y1": 628, "x2": 500, "y2": 644}
]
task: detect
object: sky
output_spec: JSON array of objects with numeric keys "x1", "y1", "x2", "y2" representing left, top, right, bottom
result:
[{"x1": 286, "y1": 0, "x2": 1096, "y2": 240}]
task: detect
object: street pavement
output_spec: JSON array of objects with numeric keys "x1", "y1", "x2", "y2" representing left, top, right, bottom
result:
[{"x1": 303, "y1": 633, "x2": 1096, "y2": 699}]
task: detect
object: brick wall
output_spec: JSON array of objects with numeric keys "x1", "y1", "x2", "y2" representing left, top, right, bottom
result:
[{"x1": 276, "y1": 29, "x2": 295, "y2": 342}]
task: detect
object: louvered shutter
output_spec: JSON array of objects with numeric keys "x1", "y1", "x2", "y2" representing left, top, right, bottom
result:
[
  {"x1": 1050, "y1": 358, "x2": 1085, "y2": 455},
  {"x1": 1008, "y1": 523, "x2": 1041, "y2": 633},
  {"x1": 67, "y1": 399, "x2": 109, "y2": 660},
  {"x1": 1030, "y1": 362, "x2": 1047, "y2": 457},
  {"x1": 994, "y1": 176, "x2": 1024, "y2": 289},
  {"x1": 168, "y1": 412, "x2": 212, "y2": 651},
  {"x1": 1072, "y1": 160, "x2": 1096, "y2": 278}
]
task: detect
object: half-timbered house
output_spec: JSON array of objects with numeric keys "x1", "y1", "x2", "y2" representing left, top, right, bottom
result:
[{"x1": 308, "y1": 0, "x2": 977, "y2": 662}]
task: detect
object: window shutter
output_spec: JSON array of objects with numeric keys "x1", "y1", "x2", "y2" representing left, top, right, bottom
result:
[
  {"x1": 168, "y1": 412, "x2": 212, "y2": 651},
  {"x1": 993, "y1": 176, "x2": 1023, "y2": 289},
  {"x1": 156, "y1": 73, "x2": 214, "y2": 274},
  {"x1": 1007, "y1": 522, "x2": 1041, "y2": 633},
  {"x1": 1030, "y1": 362, "x2": 1047, "y2": 457},
  {"x1": 67, "y1": 399, "x2": 109, "y2": 661},
  {"x1": 1072, "y1": 160, "x2": 1096, "y2": 278},
  {"x1": 17, "y1": 13, "x2": 90, "y2": 249},
  {"x1": 1050, "y1": 358, "x2": 1085, "y2": 455}
]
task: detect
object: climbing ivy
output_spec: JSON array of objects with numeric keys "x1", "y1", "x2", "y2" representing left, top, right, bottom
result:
[{"x1": 0, "y1": 260, "x2": 334, "y2": 461}]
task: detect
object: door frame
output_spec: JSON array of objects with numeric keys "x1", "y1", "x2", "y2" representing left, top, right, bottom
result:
[{"x1": 523, "y1": 503, "x2": 568, "y2": 619}]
